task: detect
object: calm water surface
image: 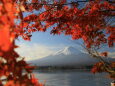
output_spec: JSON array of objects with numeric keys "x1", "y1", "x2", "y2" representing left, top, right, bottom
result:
[{"x1": 34, "y1": 70, "x2": 112, "y2": 86}]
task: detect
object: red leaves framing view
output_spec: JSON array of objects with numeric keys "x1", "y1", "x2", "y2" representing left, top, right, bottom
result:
[{"x1": 0, "y1": 0, "x2": 114, "y2": 86}]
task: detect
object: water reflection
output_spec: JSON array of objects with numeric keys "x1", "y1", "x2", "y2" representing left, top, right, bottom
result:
[{"x1": 34, "y1": 70, "x2": 112, "y2": 86}]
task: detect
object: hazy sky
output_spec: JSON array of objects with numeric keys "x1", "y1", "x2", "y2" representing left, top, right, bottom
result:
[
  {"x1": 15, "y1": 30, "x2": 83, "y2": 61},
  {"x1": 15, "y1": 29, "x2": 115, "y2": 61}
]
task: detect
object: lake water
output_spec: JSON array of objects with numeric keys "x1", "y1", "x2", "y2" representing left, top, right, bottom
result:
[{"x1": 34, "y1": 70, "x2": 112, "y2": 86}]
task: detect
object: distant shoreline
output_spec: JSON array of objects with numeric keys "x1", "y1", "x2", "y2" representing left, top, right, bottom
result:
[{"x1": 34, "y1": 65, "x2": 93, "y2": 72}]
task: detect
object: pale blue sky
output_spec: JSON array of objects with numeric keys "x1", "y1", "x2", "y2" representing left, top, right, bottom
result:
[
  {"x1": 15, "y1": 29, "x2": 84, "y2": 60},
  {"x1": 16, "y1": 29, "x2": 81, "y2": 48}
]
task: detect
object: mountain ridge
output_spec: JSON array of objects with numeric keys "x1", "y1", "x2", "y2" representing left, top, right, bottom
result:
[
  {"x1": 29, "y1": 46, "x2": 115, "y2": 66},
  {"x1": 52, "y1": 46, "x2": 82, "y2": 56}
]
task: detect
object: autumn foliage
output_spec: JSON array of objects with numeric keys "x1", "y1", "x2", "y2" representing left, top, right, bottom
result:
[
  {"x1": 91, "y1": 62, "x2": 115, "y2": 79},
  {"x1": 0, "y1": 0, "x2": 114, "y2": 86}
]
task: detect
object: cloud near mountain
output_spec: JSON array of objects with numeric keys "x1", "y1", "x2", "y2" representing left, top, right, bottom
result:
[{"x1": 15, "y1": 43, "x2": 55, "y2": 61}]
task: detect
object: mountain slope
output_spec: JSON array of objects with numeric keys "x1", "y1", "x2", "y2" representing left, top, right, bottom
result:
[
  {"x1": 53, "y1": 46, "x2": 81, "y2": 55},
  {"x1": 29, "y1": 46, "x2": 115, "y2": 66}
]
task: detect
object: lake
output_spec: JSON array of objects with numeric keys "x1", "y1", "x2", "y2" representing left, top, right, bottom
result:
[{"x1": 33, "y1": 70, "x2": 113, "y2": 86}]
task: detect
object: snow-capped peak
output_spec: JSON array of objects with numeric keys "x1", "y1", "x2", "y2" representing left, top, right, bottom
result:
[{"x1": 53, "y1": 46, "x2": 81, "y2": 55}]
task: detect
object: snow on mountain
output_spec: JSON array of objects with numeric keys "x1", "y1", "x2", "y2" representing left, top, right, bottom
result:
[
  {"x1": 29, "y1": 46, "x2": 115, "y2": 66},
  {"x1": 53, "y1": 46, "x2": 81, "y2": 55}
]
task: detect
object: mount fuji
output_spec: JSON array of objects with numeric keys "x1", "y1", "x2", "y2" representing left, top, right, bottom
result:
[{"x1": 29, "y1": 46, "x2": 114, "y2": 66}]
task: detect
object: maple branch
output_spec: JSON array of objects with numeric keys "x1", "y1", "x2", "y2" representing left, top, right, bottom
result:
[
  {"x1": 73, "y1": 41, "x2": 115, "y2": 74},
  {"x1": 86, "y1": 46, "x2": 115, "y2": 74}
]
